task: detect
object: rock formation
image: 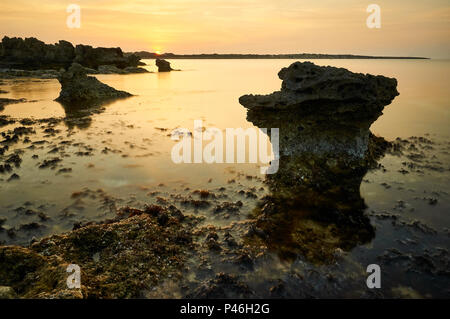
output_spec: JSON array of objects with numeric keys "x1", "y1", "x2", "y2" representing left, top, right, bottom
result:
[
  {"x1": 73, "y1": 44, "x2": 140, "y2": 70},
  {"x1": 240, "y1": 62, "x2": 399, "y2": 264},
  {"x1": 0, "y1": 205, "x2": 196, "y2": 298},
  {"x1": 0, "y1": 36, "x2": 144, "y2": 73},
  {"x1": 0, "y1": 37, "x2": 74, "y2": 69},
  {"x1": 155, "y1": 58, "x2": 173, "y2": 72},
  {"x1": 239, "y1": 61, "x2": 399, "y2": 121},
  {"x1": 55, "y1": 63, "x2": 132, "y2": 105}
]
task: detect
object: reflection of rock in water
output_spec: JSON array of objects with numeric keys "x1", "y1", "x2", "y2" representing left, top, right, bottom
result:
[
  {"x1": 60, "y1": 98, "x2": 121, "y2": 130},
  {"x1": 240, "y1": 62, "x2": 399, "y2": 264}
]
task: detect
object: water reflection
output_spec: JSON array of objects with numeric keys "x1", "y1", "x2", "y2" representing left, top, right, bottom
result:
[
  {"x1": 57, "y1": 96, "x2": 132, "y2": 129},
  {"x1": 245, "y1": 101, "x2": 391, "y2": 264}
]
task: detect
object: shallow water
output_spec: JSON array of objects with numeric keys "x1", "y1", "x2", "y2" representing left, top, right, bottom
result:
[{"x1": 0, "y1": 59, "x2": 449, "y2": 297}]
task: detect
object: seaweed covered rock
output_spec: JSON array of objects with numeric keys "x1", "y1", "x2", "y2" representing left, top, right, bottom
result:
[
  {"x1": 239, "y1": 61, "x2": 399, "y2": 119},
  {"x1": 56, "y1": 63, "x2": 132, "y2": 104},
  {"x1": 155, "y1": 59, "x2": 173, "y2": 72}
]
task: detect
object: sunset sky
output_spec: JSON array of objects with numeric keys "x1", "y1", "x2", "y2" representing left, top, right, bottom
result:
[{"x1": 1, "y1": 0, "x2": 449, "y2": 58}]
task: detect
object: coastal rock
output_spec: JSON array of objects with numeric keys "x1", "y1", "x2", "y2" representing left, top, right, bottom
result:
[
  {"x1": 240, "y1": 62, "x2": 400, "y2": 264},
  {"x1": 0, "y1": 37, "x2": 74, "y2": 69},
  {"x1": 156, "y1": 59, "x2": 173, "y2": 72},
  {"x1": 0, "y1": 36, "x2": 143, "y2": 73},
  {"x1": 239, "y1": 61, "x2": 399, "y2": 120},
  {"x1": 0, "y1": 206, "x2": 198, "y2": 298},
  {"x1": 73, "y1": 45, "x2": 140, "y2": 70},
  {"x1": 55, "y1": 63, "x2": 132, "y2": 104},
  {"x1": 0, "y1": 68, "x2": 61, "y2": 79}
]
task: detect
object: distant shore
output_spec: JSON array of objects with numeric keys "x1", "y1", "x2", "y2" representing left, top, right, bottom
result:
[{"x1": 128, "y1": 52, "x2": 430, "y2": 60}]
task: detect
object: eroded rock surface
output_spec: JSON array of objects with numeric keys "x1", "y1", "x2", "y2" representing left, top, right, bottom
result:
[
  {"x1": 239, "y1": 62, "x2": 399, "y2": 119},
  {"x1": 55, "y1": 63, "x2": 132, "y2": 105},
  {"x1": 0, "y1": 205, "x2": 198, "y2": 298},
  {"x1": 240, "y1": 62, "x2": 400, "y2": 264}
]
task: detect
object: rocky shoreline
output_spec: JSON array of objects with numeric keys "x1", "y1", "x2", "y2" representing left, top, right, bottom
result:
[
  {"x1": 0, "y1": 61, "x2": 448, "y2": 299},
  {"x1": 0, "y1": 37, "x2": 149, "y2": 78}
]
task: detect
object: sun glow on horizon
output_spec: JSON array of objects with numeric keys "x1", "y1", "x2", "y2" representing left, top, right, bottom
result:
[{"x1": 0, "y1": 0, "x2": 448, "y2": 58}]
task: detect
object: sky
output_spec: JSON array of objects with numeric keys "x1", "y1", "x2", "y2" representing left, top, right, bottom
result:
[{"x1": 1, "y1": 0, "x2": 449, "y2": 58}]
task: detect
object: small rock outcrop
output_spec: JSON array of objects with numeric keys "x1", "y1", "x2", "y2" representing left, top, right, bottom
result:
[
  {"x1": 239, "y1": 61, "x2": 399, "y2": 119},
  {"x1": 156, "y1": 59, "x2": 173, "y2": 72},
  {"x1": 55, "y1": 63, "x2": 131, "y2": 104}
]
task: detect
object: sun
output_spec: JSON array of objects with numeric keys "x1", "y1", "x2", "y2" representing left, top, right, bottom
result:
[{"x1": 155, "y1": 50, "x2": 162, "y2": 55}]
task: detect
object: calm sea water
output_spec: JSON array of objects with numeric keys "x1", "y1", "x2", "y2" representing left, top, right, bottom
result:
[{"x1": 0, "y1": 59, "x2": 449, "y2": 296}]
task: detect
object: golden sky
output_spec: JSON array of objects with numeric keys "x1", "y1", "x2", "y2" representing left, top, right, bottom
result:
[{"x1": 1, "y1": 0, "x2": 449, "y2": 58}]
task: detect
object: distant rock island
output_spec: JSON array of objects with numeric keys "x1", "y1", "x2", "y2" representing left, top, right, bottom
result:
[{"x1": 128, "y1": 51, "x2": 429, "y2": 60}]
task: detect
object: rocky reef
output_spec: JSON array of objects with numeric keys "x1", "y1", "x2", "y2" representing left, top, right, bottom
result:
[
  {"x1": 0, "y1": 205, "x2": 198, "y2": 298},
  {"x1": 156, "y1": 59, "x2": 173, "y2": 72},
  {"x1": 55, "y1": 63, "x2": 132, "y2": 105},
  {"x1": 239, "y1": 61, "x2": 399, "y2": 120},
  {"x1": 0, "y1": 36, "x2": 145, "y2": 74}
]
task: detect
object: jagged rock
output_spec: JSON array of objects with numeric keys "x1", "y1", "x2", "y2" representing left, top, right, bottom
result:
[
  {"x1": 55, "y1": 63, "x2": 132, "y2": 104},
  {"x1": 155, "y1": 59, "x2": 173, "y2": 72},
  {"x1": 0, "y1": 36, "x2": 142, "y2": 72},
  {"x1": 0, "y1": 37, "x2": 75, "y2": 69},
  {"x1": 239, "y1": 61, "x2": 399, "y2": 118},
  {"x1": 73, "y1": 45, "x2": 140, "y2": 69}
]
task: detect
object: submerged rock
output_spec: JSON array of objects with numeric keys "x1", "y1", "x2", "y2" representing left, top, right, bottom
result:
[
  {"x1": 55, "y1": 63, "x2": 132, "y2": 105},
  {"x1": 239, "y1": 61, "x2": 399, "y2": 120},
  {"x1": 155, "y1": 59, "x2": 173, "y2": 72}
]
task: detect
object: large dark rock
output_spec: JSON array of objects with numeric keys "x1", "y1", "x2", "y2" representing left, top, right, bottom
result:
[
  {"x1": 239, "y1": 61, "x2": 399, "y2": 120},
  {"x1": 155, "y1": 59, "x2": 173, "y2": 72},
  {"x1": 0, "y1": 37, "x2": 74, "y2": 69},
  {"x1": 55, "y1": 63, "x2": 131, "y2": 105},
  {"x1": 240, "y1": 62, "x2": 400, "y2": 264},
  {"x1": 0, "y1": 36, "x2": 142, "y2": 71},
  {"x1": 73, "y1": 45, "x2": 140, "y2": 70}
]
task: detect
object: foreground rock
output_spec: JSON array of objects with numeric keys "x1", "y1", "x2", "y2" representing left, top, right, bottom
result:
[
  {"x1": 239, "y1": 61, "x2": 399, "y2": 120},
  {"x1": 156, "y1": 59, "x2": 173, "y2": 72},
  {"x1": 0, "y1": 205, "x2": 197, "y2": 298},
  {"x1": 55, "y1": 63, "x2": 132, "y2": 105}
]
